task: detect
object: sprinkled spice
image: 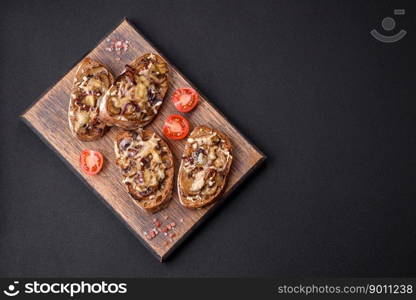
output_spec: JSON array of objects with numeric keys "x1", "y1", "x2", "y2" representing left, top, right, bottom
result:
[
  {"x1": 105, "y1": 38, "x2": 130, "y2": 61},
  {"x1": 144, "y1": 217, "x2": 179, "y2": 241}
]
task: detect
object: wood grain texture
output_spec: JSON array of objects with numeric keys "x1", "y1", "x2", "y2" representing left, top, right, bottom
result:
[{"x1": 21, "y1": 19, "x2": 265, "y2": 261}]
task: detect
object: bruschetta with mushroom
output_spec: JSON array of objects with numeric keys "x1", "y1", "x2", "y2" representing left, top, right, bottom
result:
[
  {"x1": 68, "y1": 58, "x2": 114, "y2": 141},
  {"x1": 114, "y1": 129, "x2": 174, "y2": 213},
  {"x1": 178, "y1": 126, "x2": 233, "y2": 209},
  {"x1": 99, "y1": 53, "x2": 169, "y2": 130}
]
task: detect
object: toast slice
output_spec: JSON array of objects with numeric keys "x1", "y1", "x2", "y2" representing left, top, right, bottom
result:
[
  {"x1": 114, "y1": 129, "x2": 174, "y2": 213},
  {"x1": 68, "y1": 58, "x2": 114, "y2": 141},
  {"x1": 178, "y1": 126, "x2": 233, "y2": 209},
  {"x1": 99, "y1": 53, "x2": 169, "y2": 130}
]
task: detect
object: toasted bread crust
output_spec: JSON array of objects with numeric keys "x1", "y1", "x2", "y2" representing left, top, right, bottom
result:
[
  {"x1": 178, "y1": 126, "x2": 233, "y2": 209},
  {"x1": 115, "y1": 129, "x2": 174, "y2": 213},
  {"x1": 99, "y1": 53, "x2": 169, "y2": 130},
  {"x1": 68, "y1": 58, "x2": 114, "y2": 141}
]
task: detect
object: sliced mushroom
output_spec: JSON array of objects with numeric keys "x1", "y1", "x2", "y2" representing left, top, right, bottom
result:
[
  {"x1": 201, "y1": 181, "x2": 218, "y2": 196},
  {"x1": 84, "y1": 66, "x2": 108, "y2": 77},
  {"x1": 214, "y1": 149, "x2": 228, "y2": 171},
  {"x1": 108, "y1": 100, "x2": 121, "y2": 115}
]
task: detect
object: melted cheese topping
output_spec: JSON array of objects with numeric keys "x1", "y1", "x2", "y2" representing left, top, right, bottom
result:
[
  {"x1": 74, "y1": 110, "x2": 90, "y2": 132},
  {"x1": 106, "y1": 54, "x2": 168, "y2": 123},
  {"x1": 190, "y1": 170, "x2": 206, "y2": 192},
  {"x1": 181, "y1": 129, "x2": 232, "y2": 201},
  {"x1": 116, "y1": 133, "x2": 167, "y2": 195},
  {"x1": 71, "y1": 67, "x2": 110, "y2": 133}
]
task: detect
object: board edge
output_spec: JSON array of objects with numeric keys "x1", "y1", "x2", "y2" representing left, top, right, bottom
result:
[{"x1": 20, "y1": 17, "x2": 267, "y2": 262}]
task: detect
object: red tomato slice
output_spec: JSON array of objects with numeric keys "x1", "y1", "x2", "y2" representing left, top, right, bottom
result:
[
  {"x1": 163, "y1": 115, "x2": 190, "y2": 140},
  {"x1": 171, "y1": 88, "x2": 199, "y2": 112},
  {"x1": 80, "y1": 149, "x2": 104, "y2": 175}
]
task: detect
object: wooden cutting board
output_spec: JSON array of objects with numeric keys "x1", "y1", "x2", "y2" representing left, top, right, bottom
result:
[{"x1": 21, "y1": 18, "x2": 265, "y2": 261}]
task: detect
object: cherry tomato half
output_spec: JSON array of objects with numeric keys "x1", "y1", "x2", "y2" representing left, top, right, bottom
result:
[
  {"x1": 163, "y1": 115, "x2": 190, "y2": 140},
  {"x1": 80, "y1": 149, "x2": 104, "y2": 175},
  {"x1": 171, "y1": 88, "x2": 199, "y2": 113}
]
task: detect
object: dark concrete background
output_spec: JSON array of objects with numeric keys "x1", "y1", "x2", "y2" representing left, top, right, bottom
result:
[{"x1": 0, "y1": 0, "x2": 415, "y2": 277}]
